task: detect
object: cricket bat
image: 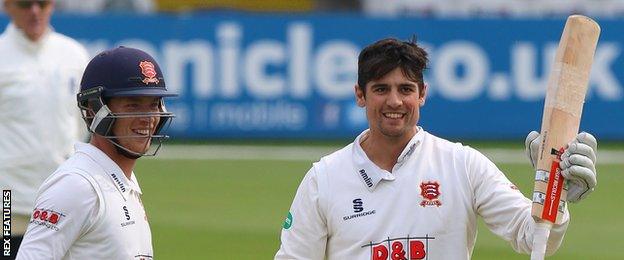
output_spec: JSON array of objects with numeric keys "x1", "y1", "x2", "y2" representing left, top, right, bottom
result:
[{"x1": 530, "y1": 15, "x2": 600, "y2": 260}]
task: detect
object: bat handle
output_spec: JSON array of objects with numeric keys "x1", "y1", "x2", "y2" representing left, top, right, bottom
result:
[{"x1": 531, "y1": 221, "x2": 553, "y2": 260}]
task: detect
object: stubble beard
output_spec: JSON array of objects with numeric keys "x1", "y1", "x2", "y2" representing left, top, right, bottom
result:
[
  {"x1": 378, "y1": 117, "x2": 417, "y2": 139},
  {"x1": 378, "y1": 121, "x2": 408, "y2": 138}
]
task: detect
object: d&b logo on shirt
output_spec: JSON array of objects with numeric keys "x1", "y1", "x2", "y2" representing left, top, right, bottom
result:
[{"x1": 31, "y1": 208, "x2": 64, "y2": 231}]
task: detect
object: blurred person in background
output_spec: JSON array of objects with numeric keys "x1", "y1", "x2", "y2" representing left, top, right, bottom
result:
[
  {"x1": 0, "y1": 0, "x2": 89, "y2": 258},
  {"x1": 275, "y1": 37, "x2": 598, "y2": 259}
]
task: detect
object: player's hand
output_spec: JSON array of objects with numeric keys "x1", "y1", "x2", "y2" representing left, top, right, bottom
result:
[
  {"x1": 524, "y1": 131, "x2": 598, "y2": 203},
  {"x1": 524, "y1": 131, "x2": 541, "y2": 169},
  {"x1": 560, "y1": 132, "x2": 598, "y2": 203}
]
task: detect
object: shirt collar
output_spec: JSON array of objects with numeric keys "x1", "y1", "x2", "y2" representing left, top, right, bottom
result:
[
  {"x1": 352, "y1": 127, "x2": 425, "y2": 191},
  {"x1": 396, "y1": 127, "x2": 424, "y2": 167},
  {"x1": 5, "y1": 23, "x2": 52, "y2": 54},
  {"x1": 74, "y1": 143, "x2": 143, "y2": 200}
]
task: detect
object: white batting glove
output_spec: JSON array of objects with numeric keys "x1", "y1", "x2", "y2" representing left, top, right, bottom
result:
[
  {"x1": 524, "y1": 131, "x2": 598, "y2": 203},
  {"x1": 560, "y1": 132, "x2": 598, "y2": 203},
  {"x1": 525, "y1": 131, "x2": 541, "y2": 169}
]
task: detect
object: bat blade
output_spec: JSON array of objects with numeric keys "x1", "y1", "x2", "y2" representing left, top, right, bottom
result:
[{"x1": 531, "y1": 15, "x2": 600, "y2": 225}]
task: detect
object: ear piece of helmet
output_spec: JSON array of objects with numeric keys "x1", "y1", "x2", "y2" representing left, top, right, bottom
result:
[
  {"x1": 90, "y1": 104, "x2": 115, "y2": 136},
  {"x1": 153, "y1": 99, "x2": 170, "y2": 136},
  {"x1": 77, "y1": 86, "x2": 109, "y2": 134}
]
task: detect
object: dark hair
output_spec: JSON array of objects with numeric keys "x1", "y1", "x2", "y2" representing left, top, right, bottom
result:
[{"x1": 357, "y1": 37, "x2": 428, "y2": 96}]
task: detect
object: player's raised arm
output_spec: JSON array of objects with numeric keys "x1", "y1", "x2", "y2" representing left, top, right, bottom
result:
[
  {"x1": 527, "y1": 15, "x2": 600, "y2": 260},
  {"x1": 466, "y1": 146, "x2": 569, "y2": 255}
]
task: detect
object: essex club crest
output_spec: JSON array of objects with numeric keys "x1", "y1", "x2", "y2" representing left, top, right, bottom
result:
[
  {"x1": 420, "y1": 181, "x2": 442, "y2": 207},
  {"x1": 139, "y1": 61, "x2": 159, "y2": 85}
]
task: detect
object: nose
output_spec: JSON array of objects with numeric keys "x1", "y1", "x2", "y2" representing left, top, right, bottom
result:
[
  {"x1": 139, "y1": 115, "x2": 157, "y2": 125},
  {"x1": 386, "y1": 89, "x2": 402, "y2": 108},
  {"x1": 28, "y1": 2, "x2": 43, "y2": 14}
]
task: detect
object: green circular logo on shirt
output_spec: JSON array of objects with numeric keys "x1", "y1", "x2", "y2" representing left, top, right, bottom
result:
[{"x1": 283, "y1": 212, "x2": 293, "y2": 229}]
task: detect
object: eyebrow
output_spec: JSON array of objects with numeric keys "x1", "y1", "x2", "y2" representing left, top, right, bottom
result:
[{"x1": 370, "y1": 82, "x2": 418, "y2": 88}]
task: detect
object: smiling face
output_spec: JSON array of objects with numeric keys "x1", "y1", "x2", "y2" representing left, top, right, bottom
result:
[
  {"x1": 107, "y1": 96, "x2": 162, "y2": 155},
  {"x1": 356, "y1": 67, "x2": 426, "y2": 141},
  {"x1": 4, "y1": 0, "x2": 54, "y2": 42}
]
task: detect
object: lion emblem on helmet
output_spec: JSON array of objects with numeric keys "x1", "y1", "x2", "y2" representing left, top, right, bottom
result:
[{"x1": 139, "y1": 61, "x2": 159, "y2": 84}]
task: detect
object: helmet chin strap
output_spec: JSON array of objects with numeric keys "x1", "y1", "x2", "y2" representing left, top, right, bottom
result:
[{"x1": 109, "y1": 138, "x2": 143, "y2": 159}]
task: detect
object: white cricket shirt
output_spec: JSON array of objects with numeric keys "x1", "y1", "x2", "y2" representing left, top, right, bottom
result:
[
  {"x1": 17, "y1": 143, "x2": 153, "y2": 260},
  {"x1": 276, "y1": 128, "x2": 569, "y2": 260},
  {"x1": 0, "y1": 23, "x2": 89, "y2": 218}
]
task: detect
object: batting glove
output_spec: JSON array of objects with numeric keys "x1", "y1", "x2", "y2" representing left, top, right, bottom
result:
[
  {"x1": 524, "y1": 131, "x2": 598, "y2": 203},
  {"x1": 525, "y1": 131, "x2": 541, "y2": 169}
]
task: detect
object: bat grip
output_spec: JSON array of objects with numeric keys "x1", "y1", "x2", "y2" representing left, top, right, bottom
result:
[{"x1": 531, "y1": 221, "x2": 553, "y2": 260}]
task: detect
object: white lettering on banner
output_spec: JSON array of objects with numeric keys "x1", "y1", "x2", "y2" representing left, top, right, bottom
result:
[
  {"x1": 78, "y1": 22, "x2": 623, "y2": 104},
  {"x1": 322, "y1": 102, "x2": 341, "y2": 128},
  {"x1": 589, "y1": 43, "x2": 622, "y2": 100},
  {"x1": 218, "y1": 23, "x2": 242, "y2": 99},
  {"x1": 289, "y1": 23, "x2": 312, "y2": 98},
  {"x1": 315, "y1": 40, "x2": 359, "y2": 98},
  {"x1": 162, "y1": 40, "x2": 214, "y2": 98},
  {"x1": 166, "y1": 104, "x2": 190, "y2": 131},
  {"x1": 210, "y1": 101, "x2": 306, "y2": 130},
  {"x1": 433, "y1": 41, "x2": 488, "y2": 101},
  {"x1": 489, "y1": 73, "x2": 510, "y2": 100},
  {"x1": 512, "y1": 42, "x2": 557, "y2": 100},
  {"x1": 245, "y1": 40, "x2": 287, "y2": 98}
]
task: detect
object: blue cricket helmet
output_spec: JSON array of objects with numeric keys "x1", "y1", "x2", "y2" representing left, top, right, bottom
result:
[
  {"x1": 79, "y1": 46, "x2": 176, "y2": 98},
  {"x1": 77, "y1": 46, "x2": 177, "y2": 157}
]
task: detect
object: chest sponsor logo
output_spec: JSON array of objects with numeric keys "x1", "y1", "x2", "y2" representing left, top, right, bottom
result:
[
  {"x1": 30, "y1": 208, "x2": 65, "y2": 231},
  {"x1": 135, "y1": 254, "x2": 153, "y2": 260},
  {"x1": 123, "y1": 206, "x2": 131, "y2": 220},
  {"x1": 359, "y1": 169, "x2": 373, "y2": 188},
  {"x1": 121, "y1": 205, "x2": 136, "y2": 227},
  {"x1": 353, "y1": 198, "x2": 363, "y2": 212},
  {"x1": 419, "y1": 181, "x2": 442, "y2": 207},
  {"x1": 362, "y1": 235, "x2": 435, "y2": 260},
  {"x1": 343, "y1": 198, "x2": 375, "y2": 221}
]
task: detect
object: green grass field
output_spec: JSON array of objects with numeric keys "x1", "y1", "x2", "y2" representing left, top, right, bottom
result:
[{"x1": 136, "y1": 146, "x2": 622, "y2": 259}]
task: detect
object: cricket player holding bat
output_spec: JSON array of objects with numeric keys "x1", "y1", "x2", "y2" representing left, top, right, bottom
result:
[
  {"x1": 17, "y1": 47, "x2": 177, "y2": 259},
  {"x1": 275, "y1": 37, "x2": 597, "y2": 259},
  {"x1": 528, "y1": 15, "x2": 600, "y2": 260}
]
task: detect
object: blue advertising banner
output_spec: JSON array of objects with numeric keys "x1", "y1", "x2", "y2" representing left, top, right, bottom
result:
[{"x1": 1, "y1": 13, "x2": 622, "y2": 139}]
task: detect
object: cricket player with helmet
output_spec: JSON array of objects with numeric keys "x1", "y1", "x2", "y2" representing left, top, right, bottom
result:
[
  {"x1": 0, "y1": 1, "x2": 89, "y2": 257},
  {"x1": 275, "y1": 38, "x2": 598, "y2": 259},
  {"x1": 17, "y1": 47, "x2": 176, "y2": 260}
]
